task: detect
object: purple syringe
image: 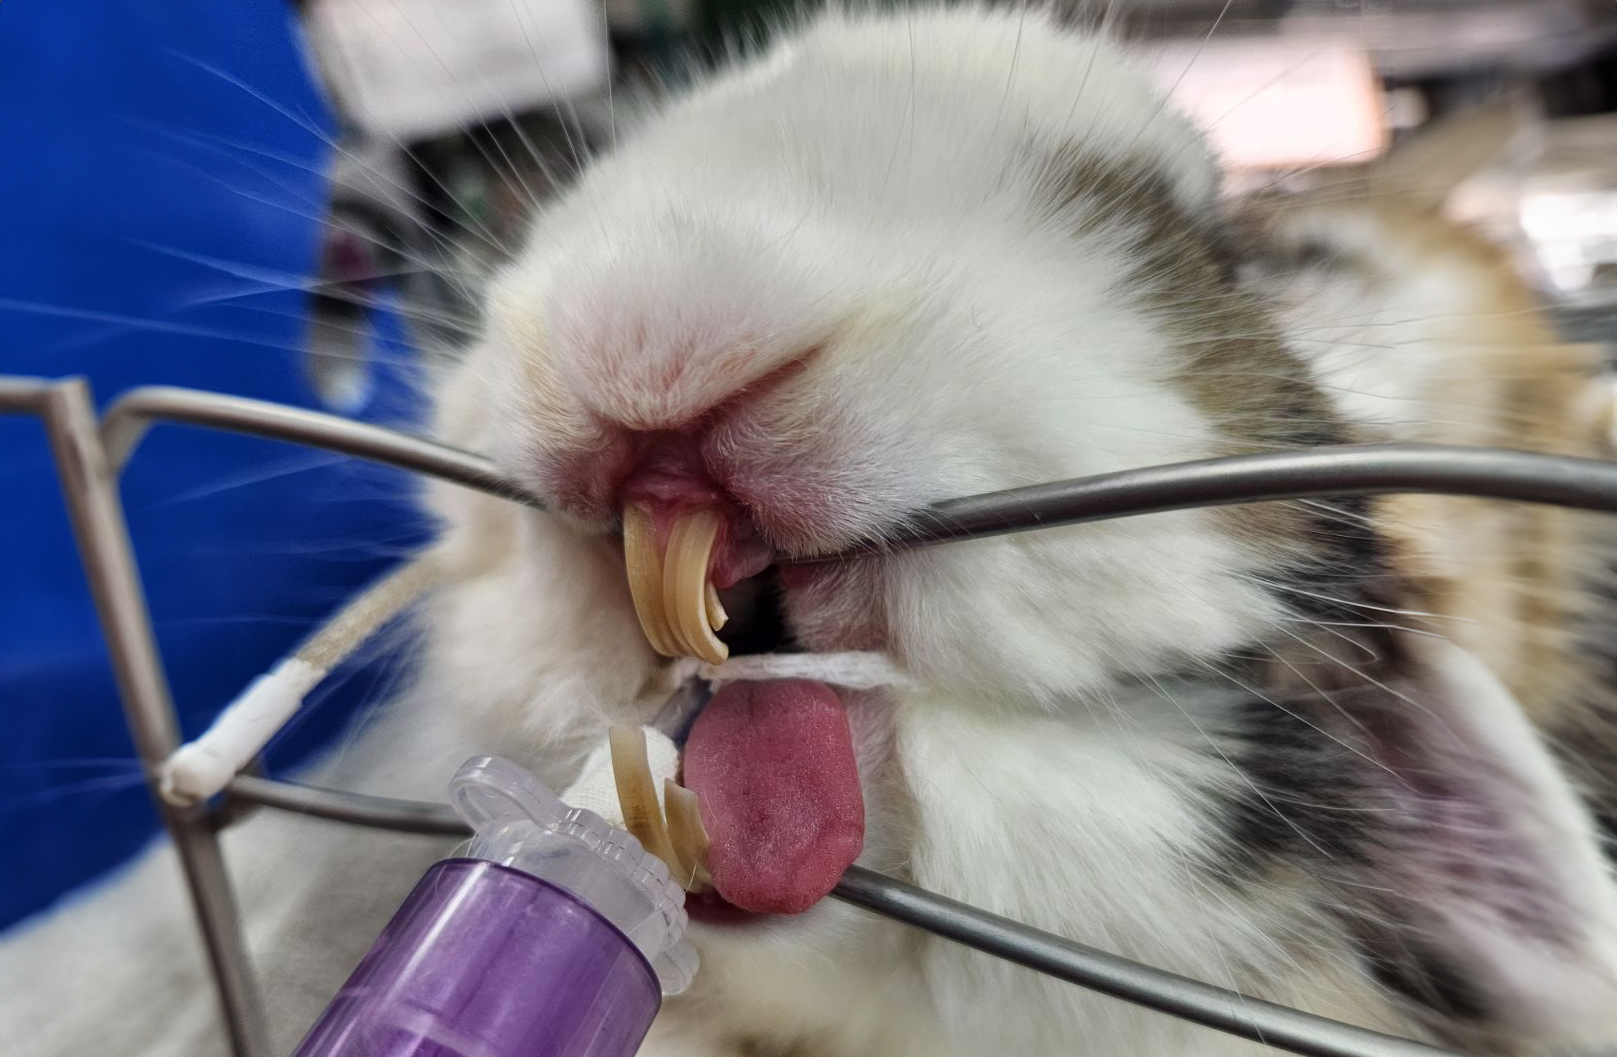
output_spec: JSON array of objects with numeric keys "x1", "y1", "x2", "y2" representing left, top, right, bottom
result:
[{"x1": 291, "y1": 755, "x2": 697, "y2": 1057}]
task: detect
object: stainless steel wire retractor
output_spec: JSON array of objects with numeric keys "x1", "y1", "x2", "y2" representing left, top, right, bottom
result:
[{"x1": 13, "y1": 373, "x2": 1617, "y2": 1057}]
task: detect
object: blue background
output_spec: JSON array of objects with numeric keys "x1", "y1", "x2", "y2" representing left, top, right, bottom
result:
[{"x1": 0, "y1": 0, "x2": 429, "y2": 928}]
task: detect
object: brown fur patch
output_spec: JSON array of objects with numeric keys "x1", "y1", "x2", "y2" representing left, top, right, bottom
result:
[
  {"x1": 1030, "y1": 142, "x2": 1617, "y2": 773},
  {"x1": 1028, "y1": 145, "x2": 1352, "y2": 561},
  {"x1": 1030, "y1": 146, "x2": 1341, "y2": 451},
  {"x1": 1245, "y1": 188, "x2": 1609, "y2": 727}
]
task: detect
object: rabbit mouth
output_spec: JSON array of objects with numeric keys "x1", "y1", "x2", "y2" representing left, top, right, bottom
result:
[{"x1": 616, "y1": 509, "x2": 871, "y2": 917}]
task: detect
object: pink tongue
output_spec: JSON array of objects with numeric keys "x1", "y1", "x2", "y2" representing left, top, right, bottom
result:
[{"x1": 682, "y1": 680, "x2": 864, "y2": 914}]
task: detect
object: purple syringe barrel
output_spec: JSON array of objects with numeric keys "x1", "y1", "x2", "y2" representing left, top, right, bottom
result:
[
  {"x1": 292, "y1": 860, "x2": 659, "y2": 1057},
  {"x1": 289, "y1": 756, "x2": 697, "y2": 1057}
]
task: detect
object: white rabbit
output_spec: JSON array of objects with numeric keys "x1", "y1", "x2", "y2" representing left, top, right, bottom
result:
[{"x1": 7, "y1": 8, "x2": 1617, "y2": 1057}]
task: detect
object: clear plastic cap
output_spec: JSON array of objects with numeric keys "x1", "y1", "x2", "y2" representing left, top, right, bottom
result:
[{"x1": 449, "y1": 755, "x2": 698, "y2": 994}]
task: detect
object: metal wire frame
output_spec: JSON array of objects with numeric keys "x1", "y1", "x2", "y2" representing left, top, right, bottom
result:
[
  {"x1": 95, "y1": 385, "x2": 1617, "y2": 558},
  {"x1": 2, "y1": 378, "x2": 270, "y2": 1057},
  {"x1": 24, "y1": 375, "x2": 1617, "y2": 1057}
]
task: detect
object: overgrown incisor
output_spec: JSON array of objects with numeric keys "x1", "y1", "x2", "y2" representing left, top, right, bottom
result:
[{"x1": 607, "y1": 724, "x2": 711, "y2": 893}]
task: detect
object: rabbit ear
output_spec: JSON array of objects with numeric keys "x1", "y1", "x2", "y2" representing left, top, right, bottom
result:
[
  {"x1": 1238, "y1": 631, "x2": 1617, "y2": 1049},
  {"x1": 1307, "y1": 100, "x2": 1531, "y2": 209},
  {"x1": 1368, "y1": 100, "x2": 1530, "y2": 203}
]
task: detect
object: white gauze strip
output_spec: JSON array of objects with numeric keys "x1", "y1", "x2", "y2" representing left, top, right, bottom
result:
[
  {"x1": 673, "y1": 651, "x2": 915, "y2": 691},
  {"x1": 160, "y1": 660, "x2": 326, "y2": 805},
  {"x1": 159, "y1": 555, "x2": 438, "y2": 806}
]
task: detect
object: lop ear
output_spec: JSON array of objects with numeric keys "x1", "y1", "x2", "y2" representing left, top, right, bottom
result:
[
  {"x1": 1242, "y1": 632, "x2": 1617, "y2": 1050},
  {"x1": 1297, "y1": 100, "x2": 1532, "y2": 211},
  {"x1": 1364, "y1": 100, "x2": 1531, "y2": 206}
]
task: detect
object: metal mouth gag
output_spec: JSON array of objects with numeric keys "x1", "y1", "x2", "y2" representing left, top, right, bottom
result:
[{"x1": 15, "y1": 373, "x2": 1617, "y2": 1057}]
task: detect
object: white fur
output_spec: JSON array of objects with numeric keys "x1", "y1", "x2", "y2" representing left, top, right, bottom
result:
[
  {"x1": 485, "y1": 6, "x2": 1282, "y2": 704},
  {"x1": 7, "y1": 9, "x2": 1617, "y2": 1057}
]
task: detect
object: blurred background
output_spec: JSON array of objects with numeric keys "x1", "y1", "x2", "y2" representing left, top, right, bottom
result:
[{"x1": 2, "y1": 0, "x2": 1616, "y2": 932}]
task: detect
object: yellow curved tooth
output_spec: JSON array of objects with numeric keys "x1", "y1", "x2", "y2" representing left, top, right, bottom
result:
[
  {"x1": 608, "y1": 726, "x2": 679, "y2": 873},
  {"x1": 664, "y1": 508, "x2": 729, "y2": 665},
  {"x1": 663, "y1": 779, "x2": 712, "y2": 893},
  {"x1": 623, "y1": 506, "x2": 678, "y2": 657},
  {"x1": 705, "y1": 582, "x2": 727, "y2": 632}
]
